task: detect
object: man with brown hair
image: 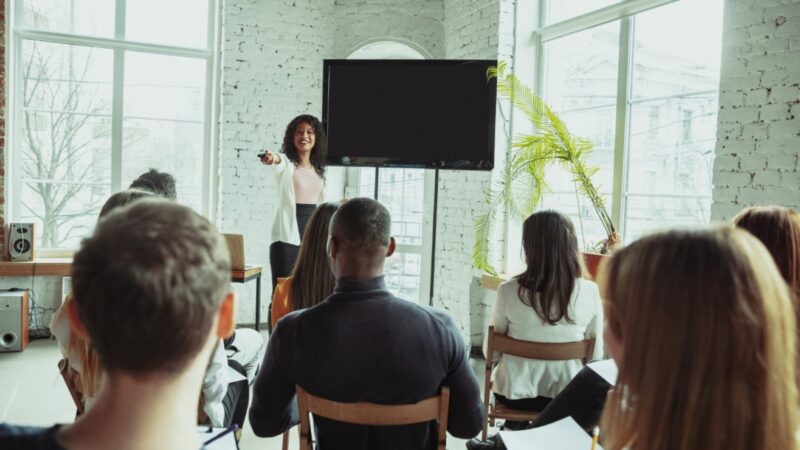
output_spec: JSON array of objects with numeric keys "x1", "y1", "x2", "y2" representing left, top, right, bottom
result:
[
  {"x1": 0, "y1": 199, "x2": 237, "y2": 450},
  {"x1": 250, "y1": 198, "x2": 484, "y2": 449}
]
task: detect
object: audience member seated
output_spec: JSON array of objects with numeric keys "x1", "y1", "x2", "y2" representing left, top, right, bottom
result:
[
  {"x1": 130, "y1": 167, "x2": 264, "y2": 381},
  {"x1": 249, "y1": 197, "x2": 484, "y2": 449},
  {"x1": 598, "y1": 227, "x2": 798, "y2": 450},
  {"x1": 48, "y1": 189, "x2": 250, "y2": 429},
  {"x1": 129, "y1": 167, "x2": 178, "y2": 200},
  {"x1": 733, "y1": 205, "x2": 799, "y2": 297},
  {"x1": 0, "y1": 199, "x2": 238, "y2": 450},
  {"x1": 271, "y1": 202, "x2": 339, "y2": 328},
  {"x1": 484, "y1": 210, "x2": 603, "y2": 429}
]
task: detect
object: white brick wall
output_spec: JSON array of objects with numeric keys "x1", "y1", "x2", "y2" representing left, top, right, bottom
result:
[
  {"x1": 437, "y1": 0, "x2": 515, "y2": 347},
  {"x1": 332, "y1": 0, "x2": 445, "y2": 58},
  {"x1": 219, "y1": 0, "x2": 449, "y2": 324},
  {"x1": 219, "y1": 0, "x2": 336, "y2": 323},
  {"x1": 711, "y1": 0, "x2": 800, "y2": 220}
]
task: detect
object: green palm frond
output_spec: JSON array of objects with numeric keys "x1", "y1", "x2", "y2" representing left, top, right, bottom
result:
[{"x1": 475, "y1": 61, "x2": 618, "y2": 273}]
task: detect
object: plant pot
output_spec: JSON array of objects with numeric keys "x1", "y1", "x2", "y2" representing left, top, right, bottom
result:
[{"x1": 582, "y1": 252, "x2": 609, "y2": 281}]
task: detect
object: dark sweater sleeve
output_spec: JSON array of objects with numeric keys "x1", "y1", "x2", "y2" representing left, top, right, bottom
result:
[
  {"x1": 248, "y1": 324, "x2": 299, "y2": 437},
  {"x1": 438, "y1": 314, "x2": 486, "y2": 438}
]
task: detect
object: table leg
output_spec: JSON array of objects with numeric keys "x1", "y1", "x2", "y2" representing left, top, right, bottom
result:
[{"x1": 255, "y1": 274, "x2": 262, "y2": 332}]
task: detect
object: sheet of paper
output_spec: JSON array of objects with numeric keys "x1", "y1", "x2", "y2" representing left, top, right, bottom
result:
[
  {"x1": 197, "y1": 426, "x2": 238, "y2": 450},
  {"x1": 587, "y1": 359, "x2": 618, "y2": 385},
  {"x1": 226, "y1": 365, "x2": 247, "y2": 383},
  {"x1": 498, "y1": 417, "x2": 603, "y2": 450}
]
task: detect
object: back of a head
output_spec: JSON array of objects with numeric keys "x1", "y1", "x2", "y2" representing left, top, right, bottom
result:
[
  {"x1": 598, "y1": 227, "x2": 798, "y2": 450},
  {"x1": 72, "y1": 199, "x2": 231, "y2": 376},
  {"x1": 129, "y1": 168, "x2": 177, "y2": 200},
  {"x1": 291, "y1": 202, "x2": 339, "y2": 310},
  {"x1": 330, "y1": 197, "x2": 391, "y2": 261},
  {"x1": 517, "y1": 210, "x2": 583, "y2": 325},
  {"x1": 99, "y1": 189, "x2": 155, "y2": 218},
  {"x1": 733, "y1": 205, "x2": 800, "y2": 295}
]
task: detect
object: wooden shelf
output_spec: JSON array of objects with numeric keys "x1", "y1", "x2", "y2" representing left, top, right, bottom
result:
[
  {"x1": 0, "y1": 258, "x2": 263, "y2": 282},
  {"x1": 0, "y1": 258, "x2": 73, "y2": 277}
]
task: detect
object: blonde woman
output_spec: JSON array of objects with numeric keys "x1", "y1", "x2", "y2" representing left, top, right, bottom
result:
[{"x1": 599, "y1": 228, "x2": 799, "y2": 450}]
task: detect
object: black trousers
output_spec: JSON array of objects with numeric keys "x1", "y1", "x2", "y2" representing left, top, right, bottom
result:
[
  {"x1": 269, "y1": 203, "x2": 317, "y2": 291},
  {"x1": 493, "y1": 394, "x2": 551, "y2": 430},
  {"x1": 490, "y1": 366, "x2": 613, "y2": 449},
  {"x1": 528, "y1": 365, "x2": 612, "y2": 431},
  {"x1": 222, "y1": 359, "x2": 249, "y2": 429}
]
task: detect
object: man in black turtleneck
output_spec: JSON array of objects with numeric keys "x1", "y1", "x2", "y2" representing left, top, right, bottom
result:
[{"x1": 249, "y1": 197, "x2": 484, "y2": 449}]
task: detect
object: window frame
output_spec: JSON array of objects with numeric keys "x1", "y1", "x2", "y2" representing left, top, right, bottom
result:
[
  {"x1": 504, "y1": 0, "x2": 716, "y2": 273},
  {"x1": 6, "y1": 0, "x2": 220, "y2": 253}
]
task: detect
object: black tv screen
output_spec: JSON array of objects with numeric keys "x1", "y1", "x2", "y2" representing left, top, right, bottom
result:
[{"x1": 323, "y1": 59, "x2": 497, "y2": 170}]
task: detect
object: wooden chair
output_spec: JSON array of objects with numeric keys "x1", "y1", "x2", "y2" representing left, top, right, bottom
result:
[
  {"x1": 57, "y1": 358, "x2": 85, "y2": 417},
  {"x1": 295, "y1": 385, "x2": 450, "y2": 450},
  {"x1": 482, "y1": 326, "x2": 595, "y2": 440}
]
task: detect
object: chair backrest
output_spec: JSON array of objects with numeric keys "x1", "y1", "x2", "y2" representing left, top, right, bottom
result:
[
  {"x1": 487, "y1": 326, "x2": 595, "y2": 363},
  {"x1": 481, "y1": 326, "x2": 595, "y2": 440},
  {"x1": 295, "y1": 385, "x2": 450, "y2": 450}
]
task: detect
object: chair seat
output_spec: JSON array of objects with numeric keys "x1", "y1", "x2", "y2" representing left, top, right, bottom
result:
[{"x1": 489, "y1": 403, "x2": 540, "y2": 422}]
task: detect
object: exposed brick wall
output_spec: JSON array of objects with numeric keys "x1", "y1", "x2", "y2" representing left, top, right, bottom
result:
[
  {"x1": 711, "y1": 0, "x2": 800, "y2": 220},
  {"x1": 219, "y1": 0, "x2": 447, "y2": 323},
  {"x1": 332, "y1": 0, "x2": 445, "y2": 58},
  {"x1": 437, "y1": 0, "x2": 515, "y2": 346}
]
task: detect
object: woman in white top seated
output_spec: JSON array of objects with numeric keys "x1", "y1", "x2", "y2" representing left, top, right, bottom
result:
[
  {"x1": 261, "y1": 115, "x2": 326, "y2": 301},
  {"x1": 483, "y1": 209, "x2": 603, "y2": 428}
]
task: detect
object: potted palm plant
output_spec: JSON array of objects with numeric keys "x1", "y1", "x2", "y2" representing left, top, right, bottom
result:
[{"x1": 474, "y1": 61, "x2": 620, "y2": 278}]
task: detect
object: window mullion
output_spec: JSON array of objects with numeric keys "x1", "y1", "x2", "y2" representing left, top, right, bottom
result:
[
  {"x1": 110, "y1": 0, "x2": 126, "y2": 192},
  {"x1": 611, "y1": 17, "x2": 634, "y2": 241}
]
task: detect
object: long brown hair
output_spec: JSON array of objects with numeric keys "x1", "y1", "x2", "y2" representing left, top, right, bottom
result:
[
  {"x1": 515, "y1": 210, "x2": 583, "y2": 325},
  {"x1": 290, "y1": 202, "x2": 339, "y2": 310},
  {"x1": 734, "y1": 205, "x2": 800, "y2": 296},
  {"x1": 598, "y1": 228, "x2": 799, "y2": 450}
]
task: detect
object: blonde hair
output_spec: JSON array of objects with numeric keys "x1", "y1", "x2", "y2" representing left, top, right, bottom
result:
[{"x1": 598, "y1": 227, "x2": 799, "y2": 450}]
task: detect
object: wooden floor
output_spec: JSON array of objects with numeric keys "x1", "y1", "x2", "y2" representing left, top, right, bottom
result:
[{"x1": 0, "y1": 334, "x2": 492, "y2": 449}]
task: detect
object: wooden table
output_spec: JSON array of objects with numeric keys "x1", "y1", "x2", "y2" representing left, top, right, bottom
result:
[
  {"x1": 0, "y1": 259, "x2": 265, "y2": 331},
  {"x1": 230, "y1": 265, "x2": 264, "y2": 331}
]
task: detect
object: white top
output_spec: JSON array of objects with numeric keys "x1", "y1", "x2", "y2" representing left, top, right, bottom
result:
[
  {"x1": 270, "y1": 156, "x2": 324, "y2": 246},
  {"x1": 483, "y1": 277, "x2": 604, "y2": 400}
]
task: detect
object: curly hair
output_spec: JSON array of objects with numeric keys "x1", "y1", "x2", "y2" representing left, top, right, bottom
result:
[{"x1": 280, "y1": 114, "x2": 327, "y2": 179}]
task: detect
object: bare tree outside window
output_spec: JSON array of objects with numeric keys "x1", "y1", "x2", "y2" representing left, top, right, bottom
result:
[{"x1": 20, "y1": 41, "x2": 112, "y2": 248}]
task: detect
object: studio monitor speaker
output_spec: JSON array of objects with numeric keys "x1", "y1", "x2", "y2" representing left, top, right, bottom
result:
[
  {"x1": 0, "y1": 290, "x2": 29, "y2": 353},
  {"x1": 7, "y1": 223, "x2": 35, "y2": 262}
]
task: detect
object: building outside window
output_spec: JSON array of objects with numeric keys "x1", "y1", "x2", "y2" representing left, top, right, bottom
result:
[{"x1": 522, "y1": 0, "x2": 723, "y2": 268}]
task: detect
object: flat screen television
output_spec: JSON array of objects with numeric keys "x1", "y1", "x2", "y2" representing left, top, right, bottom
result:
[{"x1": 322, "y1": 59, "x2": 497, "y2": 170}]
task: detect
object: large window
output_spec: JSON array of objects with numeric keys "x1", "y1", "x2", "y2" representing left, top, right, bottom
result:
[
  {"x1": 9, "y1": 0, "x2": 217, "y2": 249},
  {"x1": 356, "y1": 168, "x2": 434, "y2": 303},
  {"x1": 519, "y1": 0, "x2": 723, "y2": 264}
]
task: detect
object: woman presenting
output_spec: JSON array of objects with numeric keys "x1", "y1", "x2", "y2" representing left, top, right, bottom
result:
[{"x1": 261, "y1": 114, "x2": 326, "y2": 294}]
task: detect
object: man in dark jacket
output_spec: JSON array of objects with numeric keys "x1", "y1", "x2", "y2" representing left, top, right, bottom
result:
[{"x1": 249, "y1": 197, "x2": 485, "y2": 449}]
